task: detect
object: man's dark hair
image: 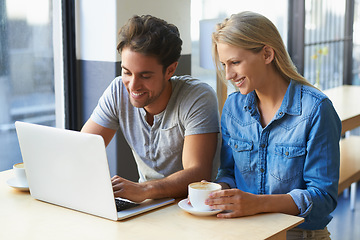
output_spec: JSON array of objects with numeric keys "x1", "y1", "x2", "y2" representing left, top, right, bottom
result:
[{"x1": 117, "y1": 15, "x2": 182, "y2": 72}]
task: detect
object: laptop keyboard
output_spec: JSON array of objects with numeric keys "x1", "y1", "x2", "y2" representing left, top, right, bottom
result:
[{"x1": 115, "y1": 198, "x2": 140, "y2": 212}]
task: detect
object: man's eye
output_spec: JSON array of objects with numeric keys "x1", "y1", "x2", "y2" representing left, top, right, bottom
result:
[
  {"x1": 232, "y1": 61, "x2": 240, "y2": 65},
  {"x1": 142, "y1": 75, "x2": 151, "y2": 79}
]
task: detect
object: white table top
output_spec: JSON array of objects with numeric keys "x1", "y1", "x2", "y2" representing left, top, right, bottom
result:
[
  {"x1": 1, "y1": 170, "x2": 303, "y2": 240},
  {"x1": 324, "y1": 85, "x2": 360, "y2": 135}
]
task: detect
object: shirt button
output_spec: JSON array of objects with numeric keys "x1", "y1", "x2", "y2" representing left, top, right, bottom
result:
[
  {"x1": 248, "y1": 106, "x2": 252, "y2": 110},
  {"x1": 260, "y1": 168, "x2": 265, "y2": 173},
  {"x1": 285, "y1": 151, "x2": 289, "y2": 156},
  {"x1": 261, "y1": 144, "x2": 265, "y2": 148},
  {"x1": 279, "y1": 112, "x2": 283, "y2": 116},
  {"x1": 234, "y1": 144, "x2": 238, "y2": 149}
]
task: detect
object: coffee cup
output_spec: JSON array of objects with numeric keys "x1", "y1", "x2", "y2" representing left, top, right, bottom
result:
[
  {"x1": 13, "y1": 162, "x2": 27, "y2": 185},
  {"x1": 188, "y1": 182, "x2": 221, "y2": 211}
]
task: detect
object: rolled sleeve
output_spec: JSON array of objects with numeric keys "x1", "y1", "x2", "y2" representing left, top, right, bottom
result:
[
  {"x1": 216, "y1": 174, "x2": 237, "y2": 189},
  {"x1": 90, "y1": 78, "x2": 121, "y2": 130},
  {"x1": 288, "y1": 189, "x2": 313, "y2": 217}
]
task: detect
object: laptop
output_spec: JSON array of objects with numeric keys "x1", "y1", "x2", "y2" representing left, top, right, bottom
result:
[{"x1": 15, "y1": 121, "x2": 174, "y2": 221}]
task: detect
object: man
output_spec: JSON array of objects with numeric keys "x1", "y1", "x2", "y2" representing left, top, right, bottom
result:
[{"x1": 81, "y1": 15, "x2": 219, "y2": 202}]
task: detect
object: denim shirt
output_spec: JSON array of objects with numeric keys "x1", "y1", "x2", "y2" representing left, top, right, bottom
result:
[{"x1": 216, "y1": 80, "x2": 341, "y2": 230}]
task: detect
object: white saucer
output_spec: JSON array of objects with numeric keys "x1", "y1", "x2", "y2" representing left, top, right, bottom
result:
[
  {"x1": 6, "y1": 178, "x2": 29, "y2": 191},
  {"x1": 178, "y1": 199, "x2": 222, "y2": 216}
]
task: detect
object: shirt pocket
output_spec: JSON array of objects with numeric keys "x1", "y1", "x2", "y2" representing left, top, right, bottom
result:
[
  {"x1": 270, "y1": 144, "x2": 305, "y2": 182},
  {"x1": 228, "y1": 138, "x2": 253, "y2": 173},
  {"x1": 158, "y1": 124, "x2": 183, "y2": 158}
]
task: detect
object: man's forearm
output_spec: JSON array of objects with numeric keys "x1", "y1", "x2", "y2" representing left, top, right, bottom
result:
[{"x1": 142, "y1": 167, "x2": 212, "y2": 200}]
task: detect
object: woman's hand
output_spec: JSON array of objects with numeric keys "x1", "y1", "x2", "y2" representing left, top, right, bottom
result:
[
  {"x1": 205, "y1": 188, "x2": 261, "y2": 218},
  {"x1": 206, "y1": 189, "x2": 300, "y2": 218}
]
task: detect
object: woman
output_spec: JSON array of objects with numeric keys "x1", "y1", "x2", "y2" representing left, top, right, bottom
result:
[{"x1": 207, "y1": 12, "x2": 341, "y2": 239}]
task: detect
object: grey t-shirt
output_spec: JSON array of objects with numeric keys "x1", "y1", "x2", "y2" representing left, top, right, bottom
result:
[{"x1": 90, "y1": 75, "x2": 220, "y2": 182}]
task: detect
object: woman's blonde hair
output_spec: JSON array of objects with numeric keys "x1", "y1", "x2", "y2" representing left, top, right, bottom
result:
[{"x1": 212, "y1": 11, "x2": 312, "y2": 87}]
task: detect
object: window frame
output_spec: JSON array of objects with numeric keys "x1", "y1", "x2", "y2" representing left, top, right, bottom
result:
[
  {"x1": 287, "y1": 0, "x2": 355, "y2": 86},
  {"x1": 61, "y1": 0, "x2": 81, "y2": 130}
]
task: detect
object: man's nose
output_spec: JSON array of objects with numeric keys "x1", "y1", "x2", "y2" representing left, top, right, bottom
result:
[{"x1": 129, "y1": 76, "x2": 141, "y2": 90}]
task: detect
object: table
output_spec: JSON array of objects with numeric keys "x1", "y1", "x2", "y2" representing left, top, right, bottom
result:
[
  {"x1": 324, "y1": 85, "x2": 360, "y2": 210},
  {"x1": 0, "y1": 170, "x2": 303, "y2": 240},
  {"x1": 323, "y1": 85, "x2": 360, "y2": 135},
  {"x1": 338, "y1": 136, "x2": 360, "y2": 194}
]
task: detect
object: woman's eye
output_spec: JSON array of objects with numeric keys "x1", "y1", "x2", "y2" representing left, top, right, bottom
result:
[{"x1": 232, "y1": 61, "x2": 240, "y2": 65}]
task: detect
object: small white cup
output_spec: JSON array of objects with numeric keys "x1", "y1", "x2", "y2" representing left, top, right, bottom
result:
[
  {"x1": 188, "y1": 182, "x2": 221, "y2": 211},
  {"x1": 13, "y1": 163, "x2": 27, "y2": 185}
]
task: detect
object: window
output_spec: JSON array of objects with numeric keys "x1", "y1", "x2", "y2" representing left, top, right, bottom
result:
[
  {"x1": 353, "y1": 0, "x2": 360, "y2": 85},
  {"x1": 0, "y1": 0, "x2": 55, "y2": 171},
  {"x1": 290, "y1": 0, "x2": 358, "y2": 90},
  {"x1": 190, "y1": 0, "x2": 288, "y2": 111},
  {"x1": 303, "y1": 0, "x2": 346, "y2": 89}
]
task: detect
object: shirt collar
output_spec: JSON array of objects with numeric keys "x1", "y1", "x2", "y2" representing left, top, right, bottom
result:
[
  {"x1": 282, "y1": 80, "x2": 302, "y2": 116},
  {"x1": 244, "y1": 80, "x2": 302, "y2": 117},
  {"x1": 139, "y1": 107, "x2": 165, "y2": 126}
]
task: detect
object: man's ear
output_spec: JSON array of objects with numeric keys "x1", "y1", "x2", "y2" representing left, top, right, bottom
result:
[
  {"x1": 165, "y1": 62, "x2": 178, "y2": 79},
  {"x1": 263, "y1": 46, "x2": 275, "y2": 64}
]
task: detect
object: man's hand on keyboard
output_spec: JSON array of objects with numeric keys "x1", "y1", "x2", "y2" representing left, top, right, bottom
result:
[{"x1": 111, "y1": 175, "x2": 148, "y2": 202}]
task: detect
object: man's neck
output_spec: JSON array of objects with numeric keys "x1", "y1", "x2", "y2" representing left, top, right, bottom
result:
[
  {"x1": 144, "y1": 81, "x2": 172, "y2": 125},
  {"x1": 146, "y1": 112, "x2": 154, "y2": 126}
]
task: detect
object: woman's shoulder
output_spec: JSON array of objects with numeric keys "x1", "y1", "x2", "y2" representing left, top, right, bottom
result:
[
  {"x1": 295, "y1": 82, "x2": 336, "y2": 115},
  {"x1": 298, "y1": 83, "x2": 328, "y2": 102}
]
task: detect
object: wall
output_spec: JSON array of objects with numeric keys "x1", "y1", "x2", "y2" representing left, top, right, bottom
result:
[
  {"x1": 75, "y1": 0, "x2": 191, "y2": 180},
  {"x1": 76, "y1": 0, "x2": 191, "y2": 62}
]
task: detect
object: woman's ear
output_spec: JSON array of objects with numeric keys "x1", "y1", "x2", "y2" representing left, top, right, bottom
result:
[{"x1": 263, "y1": 46, "x2": 275, "y2": 64}]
